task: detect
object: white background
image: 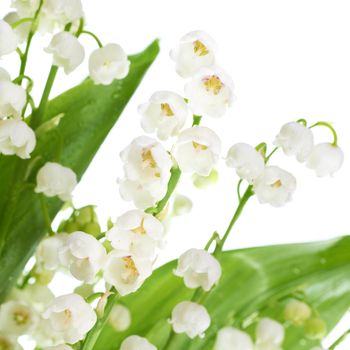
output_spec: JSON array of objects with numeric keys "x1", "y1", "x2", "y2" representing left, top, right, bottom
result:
[{"x1": 1, "y1": 0, "x2": 350, "y2": 348}]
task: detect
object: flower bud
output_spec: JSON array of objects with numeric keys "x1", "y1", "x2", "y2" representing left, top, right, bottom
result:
[
  {"x1": 173, "y1": 194, "x2": 193, "y2": 216},
  {"x1": 74, "y1": 284, "x2": 94, "y2": 299},
  {"x1": 192, "y1": 168, "x2": 219, "y2": 189},
  {"x1": 304, "y1": 318, "x2": 327, "y2": 340},
  {"x1": 120, "y1": 335, "x2": 156, "y2": 350},
  {"x1": 283, "y1": 300, "x2": 312, "y2": 326},
  {"x1": 109, "y1": 304, "x2": 131, "y2": 332}
]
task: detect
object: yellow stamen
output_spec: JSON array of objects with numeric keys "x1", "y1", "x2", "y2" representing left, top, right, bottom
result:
[
  {"x1": 160, "y1": 103, "x2": 174, "y2": 117},
  {"x1": 193, "y1": 40, "x2": 209, "y2": 56},
  {"x1": 192, "y1": 141, "x2": 208, "y2": 151},
  {"x1": 271, "y1": 180, "x2": 282, "y2": 188},
  {"x1": 13, "y1": 310, "x2": 29, "y2": 325},
  {"x1": 203, "y1": 75, "x2": 223, "y2": 95},
  {"x1": 142, "y1": 149, "x2": 157, "y2": 168},
  {"x1": 131, "y1": 218, "x2": 146, "y2": 235},
  {"x1": 123, "y1": 256, "x2": 139, "y2": 277},
  {"x1": 0, "y1": 337, "x2": 11, "y2": 350}
]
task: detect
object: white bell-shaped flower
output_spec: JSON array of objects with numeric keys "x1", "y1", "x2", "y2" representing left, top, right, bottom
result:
[
  {"x1": 170, "y1": 301, "x2": 211, "y2": 339},
  {"x1": 274, "y1": 122, "x2": 314, "y2": 162},
  {"x1": 306, "y1": 143, "x2": 344, "y2": 177},
  {"x1": 0, "y1": 300, "x2": 38, "y2": 336},
  {"x1": 226, "y1": 143, "x2": 265, "y2": 183},
  {"x1": 11, "y1": 0, "x2": 40, "y2": 17},
  {"x1": 0, "y1": 80, "x2": 26, "y2": 119},
  {"x1": 214, "y1": 327, "x2": 254, "y2": 350},
  {"x1": 185, "y1": 68, "x2": 234, "y2": 118},
  {"x1": 58, "y1": 231, "x2": 107, "y2": 283},
  {"x1": 89, "y1": 43, "x2": 130, "y2": 85},
  {"x1": 106, "y1": 210, "x2": 164, "y2": 259},
  {"x1": 0, "y1": 119, "x2": 36, "y2": 159},
  {"x1": 120, "y1": 335, "x2": 157, "y2": 350},
  {"x1": 0, "y1": 20, "x2": 19, "y2": 57},
  {"x1": 0, "y1": 67, "x2": 11, "y2": 81},
  {"x1": 174, "y1": 248, "x2": 221, "y2": 291},
  {"x1": 170, "y1": 31, "x2": 217, "y2": 78},
  {"x1": 43, "y1": 293, "x2": 97, "y2": 344},
  {"x1": 44, "y1": 345, "x2": 73, "y2": 350},
  {"x1": 253, "y1": 166, "x2": 296, "y2": 207},
  {"x1": 0, "y1": 333, "x2": 23, "y2": 350},
  {"x1": 4, "y1": 12, "x2": 31, "y2": 43},
  {"x1": 35, "y1": 162, "x2": 77, "y2": 201},
  {"x1": 138, "y1": 91, "x2": 189, "y2": 141},
  {"x1": 172, "y1": 126, "x2": 221, "y2": 176},
  {"x1": 256, "y1": 318, "x2": 285, "y2": 346},
  {"x1": 45, "y1": 32, "x2": 85, "y2": 74},
  {"x1": 103, "y1": 252, "x2": 152, "y2": 296},
  {"x1": 109, "y1": 304, "x2": 131, "y2": 332}
]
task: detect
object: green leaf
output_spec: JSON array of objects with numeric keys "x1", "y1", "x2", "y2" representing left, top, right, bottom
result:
[
  {"x1": 96, "y1": 236, "x2": 350, "y2": 350},
  {"x1": 0, "y1": 40, "x2": 160, "y2": 301}
]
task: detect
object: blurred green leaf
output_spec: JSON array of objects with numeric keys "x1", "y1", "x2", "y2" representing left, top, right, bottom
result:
[
  {"x1": 0, "y1": 40, "x2": 160, "y2": 301},
  {"x1": 96, "y1": 236, "x2": 350, "y2": 350}
]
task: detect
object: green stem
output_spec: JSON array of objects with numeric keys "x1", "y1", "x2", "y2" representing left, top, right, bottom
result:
[
  {"x1": 11, "y1": 17, "x2": 33, "y2": 29},
  {"x1": 237, "y1": 179, "x2": 243, "y2": 201},
  {"x1": 204, "y1": 231, "x2": 221, "y2": 251},
  {"x1": 86, "y1": 292, "x2": 104, "y2": 303},
  {"x1": 296, "y1": 118, "x2": 307, "y2": 126},
  {"x1": 39, "y1": 195, "x2": 54, "y2": 236},
  {"x1": 310, "y1": 121, "x2": 338, "y2": 146},
  {"x1": 329, "y1": 328, "x2": 350, "y2": 350},
  {"x1": 265, "y1": 147, "x2": 279, "y2": 163},
  {"x1": 81, "y1": 30, "x2": 103, "y2": 48},
  {"x1": 255, "y1": 142, "x2": 267, "y2": 158}
]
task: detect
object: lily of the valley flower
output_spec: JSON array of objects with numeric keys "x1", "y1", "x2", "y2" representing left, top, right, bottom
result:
[
  {"x1": 103, "y1": 252, "x2": 152, "y2": 296},
  {"x1": 172, "y1": 126, "x2": 221, "y2": 176},
  {"x1": 185, "y1": 68, "x2": 234, "y2": 118},
  {"x1": 138, "y1": 91, "x2": 189, "y2": 140},
  {"x1": 4, "y1": 12, "x2": 31, "y2": 43},
  {"x1": 226, "y1": 143, "x2": 265, "y2": 183},
  {"x1": 35, "y1": 162, "x2": 77, "y2": 201},
  {"x1": 89, "y1": 43, "x2": 130, "y2": 85},
  {"x1": 170, "y1": 31, "x2": 217, "y2": 78},
  {"x1": 0, "y1": 119, "x2": 36, "y2": 159},
  {"x1": 12, "y1": 0, "x2": 41, "y2": 17},
  {"x1": 58, "y1": 231, "x2": 107, "y2": 283},
  {"x1": 0, "y1": 333, "x2": 23, "y2": 350},
  {"x1": 174, "y1": 248, "x2": 221, "y2": 291},
  {"x1": 0, "y1": 19, "x2": 19, "y2": 57},
  {"x1": 109, "y1": 304, "x2": 131, "y2": 332},
  {"x1": 306, "y1": 143, "x2": 344, "y2": 177},
  {"x1": 0, "y1": 80, "x2": 26, "y2": 119},
  {"x1": 106, "y1": 210, "x2": 164, "y2": 259},
  {"x1": 274, "y1": 121, "x2": 314, "y2": 162},
  {"x1": 214, "y1": 327, "x2": 254, "y2": 350},
  {"x1": 43, "y1": 293, "x2": 96, "y2": 344},
  {"x1": 120, "y1": 335, "x2": 157, "y2": 350},
  {"x1": 45, "y1": 32, "x2": 85, "y2": 74},
  {"x1": 170, "y1": 301, "x2": 211, "y2": 339},
  {"x1": 253, "y1": 166, "x2": 296, "y2": 207},
  {"x1": 255, "y1": 318, "x2": 285, "y2": 349}
]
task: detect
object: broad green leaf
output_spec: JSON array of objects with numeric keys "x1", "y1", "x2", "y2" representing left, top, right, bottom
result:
[
  {"x1": 96, "y1": 236, "x2": 350, "y2": 350},
  {"x1": 0, "y1": 40, "x2": 160, "y2": 301}
]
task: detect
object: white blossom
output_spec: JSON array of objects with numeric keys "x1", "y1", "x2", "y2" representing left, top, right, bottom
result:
[
  {"x1": 11, "y1": 0, "x2": 40, "y2": 17},
  {"x1": 0, "y1": 119, "x2": 36, "y2": 159},
  {"x1": 23, "y1": 284, "x2": 55, "y2": 312},
  {"x1": 103, "y1": 252, "x2": 152, "y2": 296},
  {"x1": 44, "y1": 345, "x2": 73, "y2": 350},
  {"x1": 226, "y1": 143, "x2": 265, "y2": 183},
  {"x1": 89, "y1": 43, "x2": 130, "y2": 85},
  {"x1": 33, "y1": 317, "x2": 64, "y2": 348},
  {"x1": 58, "y1": 231, "x2": 107, "y2": 282},
  {"x1": 0, "y1": 20, "x2": 19, "y2": 57},
  {"x1": 306, "y1": 143, "x2": 344, "y2": 177},
  {"x1": 170, "y1": 31, "x2": 217, "y2": 78},
  {"x1": 170, "y1": 301, "x2": 211, "y2": 339},
  {"x1": 0, "y1": 81, "x2": 26, "y2": 119},
  {"x1": 172, "y1": 126, "x2": 221, "y2": 176},
  {"x1": 106, "y1": 210, "x2": 164, "y2": 259},
  {"x1": 109, "y1": 304, "x2": 131, "y2": 332},
  {"x1": 120, "y1": 335, "x2": 157, "y2": 350},
  {"x1": 274, "y1": 122, "x2": 314, "y2": 162},
  {"x1": 253, "y1": 166, "x2": 296, "y2": 207},
  {"x1": 138, "y1": 91, "x2": 189, "y2": 140},
  {"x1": 256, "y1": 318, "x2": 285, "y2": 346},
  {"x1": 35, "y1": 162, "x2": 77, "y2": 201},
  {"x1": 4, "y1": 12, "x2": 31, "y2": 43},
  {"x1": 174, "y1": 249, "x2": 221, "y2": 291},
  {"x1": 0, "y1": 333, "x2": 23, "y2": 350},
  {"x1": 43, "y1": 293, "x2": 97, "y2": 344},
  {"x1": 0, "y1": 67, "x2": 11, "y2": 81},
  {"x1": 45, "y1": 32, "x2": 85, "y2": 74},
  {"x1": 185, "y1": 68, "x2": 234, "y2": 118},
  {"x1": 0, "y1": 300, "x2": 38, "y2": 336},
  {"x1": 214, "y1": 327, "x2": 254, "y2": 350}
]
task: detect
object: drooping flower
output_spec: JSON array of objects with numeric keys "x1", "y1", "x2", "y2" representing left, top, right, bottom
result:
[
  {"x1": 255, "y1": 318, "x2": 285, "y2": 347},
  {"x1": 58, "y1": 231, "x2": 107, "y2": 282},
  {"x1": 138, "y1": 91, "x2": 189, "y2": 140},
  {"x1": 106, "y1": 210, "x2": 164, "y2": 259},
  {"x1": 89, "y1": 43, "x2": 130, "y2": 85},
  {"x1": 0, "y1": 81, "x2": 26, "y2": 119},
  {"x1": 120, "y1": 335, "x2": 157, "y2": 350},
  {"x1": 103, "y1": 252, "x2": 152, "y2": 296},
  {"x1": 45, "y1": 32, "x2": 85, "y2": 74},
  {"x1": 11, "y1": 0, "x2": 41, "y2": 17},
  {"x1": 0, "y1": 119, "x2": 36, "y2": 159},
  {"x1": 274, "y1": 121, "x2": 314, "y2": 162},
  {"x1": 214, "y1": 327, "x2": 254, "y2": 350},
  {"x1": 170, "y1": 301, "x2": 211, "y2": 338},
  {"x1": 109, "y1": 304, "x2": 132, "y2": 332},
  {"x1": 35, "y1": 162, "x2": 77, "y2": 201},
  {"x1": 174, "y1": 248, "x2": 221, "y2": 291},
  {"x1": 185, "y1": 68, "x2": 234, "y2": 118},
  {"x1": 0, "y1": 19, "x2": 19, "y2": 57},
  {"x1": 4, "y1": 12, "x2": 31, "y2": 43},
  {"x1": 170, "y1": 31, "x2": 217, "y2": 78},
  {"x1": 43, "y1": 293, "x2": 97, "y2": 344},
  {"x1": 306, "y1": 143, "x2": 344, "y2": 177},
  {"x1": 253, "y1": 166, "x2": 296, "y2": 207},
  {"x1": 226, "y1": 143, "x2": 265, "y2": 183},
  {"x1": 283, "y1": 300, "x2": 312, "y2": 326},
  {"x1": 172, "y1": 126, "x2": 221, "y2": 176}
]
